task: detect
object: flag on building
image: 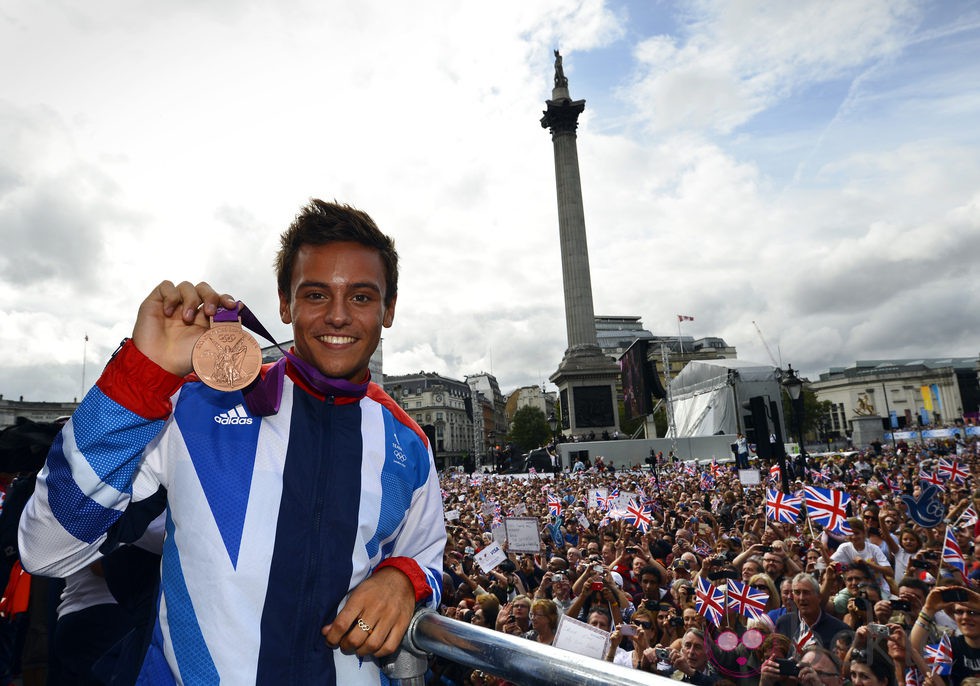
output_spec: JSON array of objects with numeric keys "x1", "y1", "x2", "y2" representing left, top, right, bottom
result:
[{"x1": 678, "y1": 315, "x2": 695, "y2": 322}]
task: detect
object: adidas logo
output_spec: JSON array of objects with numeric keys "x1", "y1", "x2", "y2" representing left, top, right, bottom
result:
[{"x1": 214, "y1": 404, "x2": 254, "y2": 425}]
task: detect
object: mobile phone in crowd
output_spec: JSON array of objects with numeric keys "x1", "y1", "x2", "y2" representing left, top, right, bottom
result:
[
  {"x1": 776, "y1": 659, "x2": 799, "y2": 676},
  {"x1": 941, "y1": 588, "x2": 970, "y2": 603}
]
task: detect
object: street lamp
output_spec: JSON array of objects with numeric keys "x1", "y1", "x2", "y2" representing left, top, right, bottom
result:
[{"x1": 782, "y1": 365, "x2": 808, "y2": 473}]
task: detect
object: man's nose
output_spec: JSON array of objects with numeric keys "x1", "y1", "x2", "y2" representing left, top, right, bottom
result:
[{"x1": 324, "y1": 298, "x2": 352, "y2": 325}]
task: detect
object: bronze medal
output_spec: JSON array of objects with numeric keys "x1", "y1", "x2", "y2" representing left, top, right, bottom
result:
[{"x1": 192, "y1": 316, "x2": 262, "y2": 392}]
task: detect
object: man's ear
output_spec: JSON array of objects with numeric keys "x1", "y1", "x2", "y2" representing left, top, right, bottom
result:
[
  {"x1": 382, "y1": 294, "x2": 397, "y2": 328},
  {"x1": 278, "y1": 290, "x2": 291, "y2": 324}
]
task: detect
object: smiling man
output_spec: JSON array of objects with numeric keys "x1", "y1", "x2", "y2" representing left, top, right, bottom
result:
[{"x1": 19, "y1": 199, "x2": 446, "y2": 685}]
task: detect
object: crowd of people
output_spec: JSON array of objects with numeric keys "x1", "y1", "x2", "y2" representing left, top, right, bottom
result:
[{"x1": 431, "y1": 436, "x2": 980, "y2": 686}]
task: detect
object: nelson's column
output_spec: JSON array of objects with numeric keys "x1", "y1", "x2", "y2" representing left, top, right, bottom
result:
[{"x1": 541, "y1": 50, "x2": 620, "y2": 439}]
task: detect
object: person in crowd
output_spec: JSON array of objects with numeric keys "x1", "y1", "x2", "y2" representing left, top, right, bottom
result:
[
  {"x1": 775, "y1": 573, "x2": 850, "y2": 649},
  {"x1": 524, "y1": 599, "x2": 558, "y2": 645}
]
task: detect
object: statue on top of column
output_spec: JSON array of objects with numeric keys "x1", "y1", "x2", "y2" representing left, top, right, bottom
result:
[{"x1": 554, "y1": 49, "x2": 568, "y2": 88}]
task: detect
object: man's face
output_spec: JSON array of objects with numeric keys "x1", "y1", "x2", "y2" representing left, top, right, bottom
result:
[
  {"x1": 953, "y1": 604, "x2": 980, "y2": 640},
  {"x1": 588, "y1": 612, "x2": 611, "y2": 632},
  {"x1": 279, "y1": 242, "x2": 395, "y2": 382},
  {"x1": 898, "y1": 585, "x2": 925, "y2": 614},
  {"x1": 780, "y1": 580, "x2": 795, "y2": 609},
  {"x1": 681, "y1": 631, "x2": 707, "y2": 671},
  {"x1": 640, "y1": 573, "x2": 660, "y2": 598},
  {"x1": 800, "y1": 651, "x2": 841, "y2": 685},
  {"x1": 844, "y1": 570, "x2": 869, "y2": 594},
  {"x1": 792, "y1": 581, "x2": 818, "y2": 616},
  {"x1": 601, "y1": 543, "x2": 615, "y2": 564},
  {"x1": 762, "y1": 554, "x2": 784, "y2": 576}
]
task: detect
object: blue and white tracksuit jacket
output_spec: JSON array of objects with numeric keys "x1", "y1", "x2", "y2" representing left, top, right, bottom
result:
[{"x1": 19, "y1": 341, "x2": 446, "y2": 685}]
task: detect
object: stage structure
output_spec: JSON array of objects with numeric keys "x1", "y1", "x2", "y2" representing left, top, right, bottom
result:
[{"x1": 668, "y1": 359, "x2": 788, "y2": 439}]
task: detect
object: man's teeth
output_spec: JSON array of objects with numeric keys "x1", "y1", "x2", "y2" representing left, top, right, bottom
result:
[{"x1": 318, "y1": 335, "x2": 355, "y2": 344}]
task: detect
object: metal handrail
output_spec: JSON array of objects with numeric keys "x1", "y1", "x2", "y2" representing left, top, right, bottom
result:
[{"x1": 383, "y1": 609, "x2": 671, "y2": 686}]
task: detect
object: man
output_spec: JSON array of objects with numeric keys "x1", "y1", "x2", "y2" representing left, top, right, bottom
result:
[
  {"x1": 19, "y1": 200, "x2": 446, "y2": 685},
  {"x1": 662, "y1": 628, "x2": 718, "y2": 685},
  {"x1": 911, "y1": 585, "x2": 980, "y2": 684},
  {"x1": 734, "y1": 433, "x2": 750, "y2": 470},
  {"x1": 775, "y1": 573, "x2": 849, "y2": 650},
  {"x1": 830, "y1": 560, "x2": 873, "y2": 616},
  {"x1": 768, "y1": 577, "x2": 795, "y2": 624},
  {"x1": 759, "y1": 645, "x2": 843, "y2": 686}
]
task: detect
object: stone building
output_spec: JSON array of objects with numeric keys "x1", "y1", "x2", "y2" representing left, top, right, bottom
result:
[
  {"x1": 384, "y1": 372, "x2": 475, "y2": 469},
  {"x1": 810, "y1": 357, "x2": 980, "y2": 437}
]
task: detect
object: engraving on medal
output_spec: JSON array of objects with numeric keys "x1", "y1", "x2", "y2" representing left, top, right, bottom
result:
[{"x1": 192, "y1": 321, "x2": 262, "y2": 392}]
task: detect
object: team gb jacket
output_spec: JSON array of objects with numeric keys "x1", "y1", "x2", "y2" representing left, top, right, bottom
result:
[{"x1": 19, "y1": 340, "x2": 446, "y2": 685}]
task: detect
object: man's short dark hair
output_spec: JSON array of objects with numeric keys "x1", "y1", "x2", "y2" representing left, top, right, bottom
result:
[
  {"x1": 275, "y1": 199, "x2": 398, "y2": 306},
  {"x1": 640, "y1": 565, "x2": 661, "y2": 582},
  {"x1": 898, "y1": 577, "x2": 929, "y2": 595}
]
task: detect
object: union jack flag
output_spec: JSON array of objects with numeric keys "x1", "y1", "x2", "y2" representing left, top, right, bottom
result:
[
  {"x1": 682, "y1": 463, "x2": 697, "y2": 477},
  {"x1": 625, "y1": 499, "x2": 653, "y2": 533},
  {"x1": 695, "y1": 575, "x2": 725, "y2": 626},
  {"x1": 919, "y1": 470, "x2": 946, "y2": 491},
  {"x1": 883, "y1": 474, "x2": 900, "y2": 493},
  {"x1": 809, "y1": 468, "x2": 829, "y2": 484},
  {"x1": 700, "y1": 473, "x2": 716, "y2": 491},
  {"x1": 476, "y1": 513, "x2": 486, "y2": 529},
  {"x1": 548, "y1": 494, "x2": 563, "y2": 518},
  {"x1": 766, "y1": 489, "x2": 801, "y2": 523},
  {"x1": 803, "y1": 486, "x2": 852, "y2": 536},
  {"x1": 596, "y1": 489, "x2": 610, "y2": 511},
  {"x1": 726, "y1": 579, "x2": 769, "y2": 619},
  {"x1": 938, "y1": 458, "x2": 970, "y2": 484},
  {"x1": 769, "y1": 464, "x2": 781, "y2": 483},
  {"x1": 925, "y1": 634, "x2": 953, "y2": 675},
  {"x1": 958, "y1": 504, "x2": 978, "y2": 528},
  {"x1": 904, "y1": 666, "x2": 925, "y2": 686},
  {"x1": 609, "y1": 487, "x2": 621, "y2": 503},
  {"x1": 942, "y1": 526, "x2": 965, "y2": 573}
]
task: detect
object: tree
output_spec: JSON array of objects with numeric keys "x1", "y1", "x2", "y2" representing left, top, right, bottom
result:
[
  {"x1": 781, "y1": 385, "x2": 829, "y2": 441},
  {"x1": 508, "y1": 406, "x2": 551, "y2": 452}
]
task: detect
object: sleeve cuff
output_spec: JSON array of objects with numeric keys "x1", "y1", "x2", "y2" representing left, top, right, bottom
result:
[
  {"x1": 375, "y1": 557, "x2": 433, "y2": 603},
  {"x1": 96, "y1": 339, "x2": 185, "y2": 419}
]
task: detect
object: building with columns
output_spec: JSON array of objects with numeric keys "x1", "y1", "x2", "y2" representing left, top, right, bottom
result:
[{"x1": 810, "y1": 357, "x2": 980, "y2": 436}]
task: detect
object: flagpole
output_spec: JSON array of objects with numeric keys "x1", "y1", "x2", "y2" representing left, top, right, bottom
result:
[
  {"x1": 677, "y1": 317, "x2": 683, "y2": 355},
  {"x1": 936, "y1": 525, "x2": 947, "y2": 582},
  {"x1": 81, "y1": 333, "x2": 88, "y2": 398}
]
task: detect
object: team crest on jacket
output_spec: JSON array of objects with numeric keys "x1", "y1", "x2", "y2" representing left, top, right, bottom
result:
[{"x1": 392, "y1": 434, "x2": 407, "y2": 466}]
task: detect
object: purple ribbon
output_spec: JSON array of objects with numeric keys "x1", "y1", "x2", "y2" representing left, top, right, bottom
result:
[{"x1": 214, "y1": 302, "x2": 368, "y2": 416}]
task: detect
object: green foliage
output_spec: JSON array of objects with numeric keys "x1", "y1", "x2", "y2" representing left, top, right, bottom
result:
[
  {"x1": 781, "y1": 385, "x2": 828, "y2": 439},
  {"x1": 509, "y1": 405, "x2": 551, "y2": 451}
]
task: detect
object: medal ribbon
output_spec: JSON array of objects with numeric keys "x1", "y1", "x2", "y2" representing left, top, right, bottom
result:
[{"x1": 216, "y1": 302, "x2": 369, "y2": 416}]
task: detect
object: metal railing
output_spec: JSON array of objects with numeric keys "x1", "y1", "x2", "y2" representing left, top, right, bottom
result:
[{"x1": 382, "y1": 609, "x2": 670, "y2": 686}]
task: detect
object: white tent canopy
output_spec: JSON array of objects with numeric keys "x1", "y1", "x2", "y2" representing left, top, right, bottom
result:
[{"x1": 668, "y1": 359, "x2": 786, "y2": 438}]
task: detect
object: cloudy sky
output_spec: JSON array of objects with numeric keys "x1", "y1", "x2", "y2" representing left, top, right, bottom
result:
[{"x1": 3, "y1": 0, "x2": 979, "y2": 404}]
